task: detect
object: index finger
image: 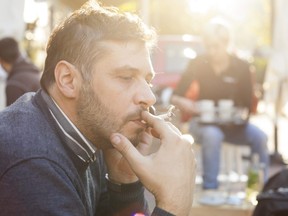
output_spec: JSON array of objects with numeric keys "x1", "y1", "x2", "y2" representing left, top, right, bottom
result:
[{"x1": 141, "y1": 111, "x2": 178, "y2": 140}]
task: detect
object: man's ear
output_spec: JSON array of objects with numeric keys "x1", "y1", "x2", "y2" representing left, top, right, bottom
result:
[{"x1": 54, "y1": 60, "x2": 81, "y2": 98}]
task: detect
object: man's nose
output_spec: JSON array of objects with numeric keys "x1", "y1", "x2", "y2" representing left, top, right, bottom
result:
[{"x1": 135, "y1": 82, "x2": 156, "y2": 108}]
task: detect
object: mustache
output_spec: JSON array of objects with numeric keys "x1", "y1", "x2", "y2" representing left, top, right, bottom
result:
[
  {"x1": 124, "y1": 106, "x2": 159, "y2": 124},
  {"x1": 124, "y1": 105, "x2": 158, "y2": 122},
  {"x1": 125, "y1": 105, "x2": 175, "y2": 122},
  {"x1": 125, "y1": 109, "x2": 146, "y2": 122}
]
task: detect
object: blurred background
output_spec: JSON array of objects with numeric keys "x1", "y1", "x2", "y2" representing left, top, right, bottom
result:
[
  {"x1": 0, "y1": 0, "x2": 287, "y2": 162},
  {"x1": 0, "y1": 0, "x2": 272, "y2": 76}
]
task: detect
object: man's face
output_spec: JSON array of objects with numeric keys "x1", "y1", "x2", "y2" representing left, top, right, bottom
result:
[
  {"x1": 204, "y1": 37, "x2": 228, "y2": 62},
  {"x1": 75, "y1": 41, "x2": 156, "y2": 149}
]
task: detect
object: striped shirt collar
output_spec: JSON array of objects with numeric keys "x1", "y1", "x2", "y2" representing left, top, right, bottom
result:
[{"x1": 41, "y1": 90, "x2": 97, "y2": 163}]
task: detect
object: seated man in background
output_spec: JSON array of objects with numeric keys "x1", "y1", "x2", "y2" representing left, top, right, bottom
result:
[
  {"x1": 0, "y1": 37, "x2": 40, "y2": 106},
  {"x1": 171, "y1": 18, "x2": 269, "y2": 193}
]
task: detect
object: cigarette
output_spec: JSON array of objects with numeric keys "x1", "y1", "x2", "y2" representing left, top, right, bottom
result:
[
  {"x1": 147, "y1": 105, "x2": 176, "y2": 138},
  {"x1": 156, "y1": 105, "x2": 175, "y2": 121}
]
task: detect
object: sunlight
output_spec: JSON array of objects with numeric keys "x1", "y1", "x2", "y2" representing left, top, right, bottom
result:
[
  {"x1": 23, "y1": 0, "x2": 49, "y2": 44},
  {"x1": 189, "y1": 0, "x2": 250, "y2": 21},
  {"x1": 24, "y1": 0, "x2": 48, "y2": 26},
  {"x1": 283, "y1": 101, "x2": 288, "y2": 117},
  {"x1": 183, "y1": 47, "x2": 197, "y2": 59},
  {"x1": 189, "y1": 0, "x2": 214, "y2": 13},
  {"x1": 24, "y1": 0, "x2": 37, "y2": 23}
]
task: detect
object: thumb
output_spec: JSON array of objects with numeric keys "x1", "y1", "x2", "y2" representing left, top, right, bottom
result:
[{"x1": 110, "y1": 133, "x2": 144, "y2": 167}]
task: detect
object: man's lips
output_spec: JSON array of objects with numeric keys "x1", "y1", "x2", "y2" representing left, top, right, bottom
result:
[
  {"x1": 131, "y1": 119, "x2": 148, "y2": 128},
  {"x1": 131, "y1": 118, "x2": 161, "y2": 138}
]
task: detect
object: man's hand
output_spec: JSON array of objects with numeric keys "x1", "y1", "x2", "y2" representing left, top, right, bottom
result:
[
  {"x1": 103, "y1": 125, "x2": 154, "y2": 184},
  {"x1": 109, "y1": 111, "x2": 196, "y2": 215}
]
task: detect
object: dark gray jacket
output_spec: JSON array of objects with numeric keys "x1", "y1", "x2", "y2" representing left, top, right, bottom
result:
[
  {"x1": 6, "y1": 56, "x2": 40, "y2": 106},
  {"x1": 0, "y1": 91, "x2": 172, "y2": 216}
]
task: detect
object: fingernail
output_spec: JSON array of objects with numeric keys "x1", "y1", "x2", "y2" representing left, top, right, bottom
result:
[{"x1": 111, "y1": 135, "x2": 121, "y2": 145}]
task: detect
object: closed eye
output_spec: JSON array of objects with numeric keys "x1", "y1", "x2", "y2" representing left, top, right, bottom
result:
[{"x1": 119, "y1": 76, "x2": 134, "y2": 81}]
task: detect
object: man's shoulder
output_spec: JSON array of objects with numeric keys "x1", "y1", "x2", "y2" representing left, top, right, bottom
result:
[
  {"x1": 9, "y1": 57, "x2": 40, "y2": 79},
  {"x1": 185, "y1": 55, "x2": 210, "y2": 76},
  {"x1": 0, "y1": 98, "x2": 76, "y2": 177},
  {"x1": 8, "y1": 65, "x2": 40, "y2": 82},
  {"x1": 0, "y1": 95, "x2": 56, "y2": 155},
  {"x1": 7, "y1": 63, "x2": 41, "y2": 92}
]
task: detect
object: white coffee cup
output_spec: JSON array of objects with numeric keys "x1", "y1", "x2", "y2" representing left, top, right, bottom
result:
[
  {"x1": 198, "y1": 100, "x2": 215, "y2": 122},
  {"x1": 218, "y1": 99, "x2": 234, "y2": 121}
]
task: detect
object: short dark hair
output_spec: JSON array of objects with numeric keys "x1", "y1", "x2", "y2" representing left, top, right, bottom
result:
[
  {"x1": 41, "y1": 0, "x2": 157, "y2": 92},
  {"x1": 0, "y1": 37, "x2": 20, "y2": 63}
]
